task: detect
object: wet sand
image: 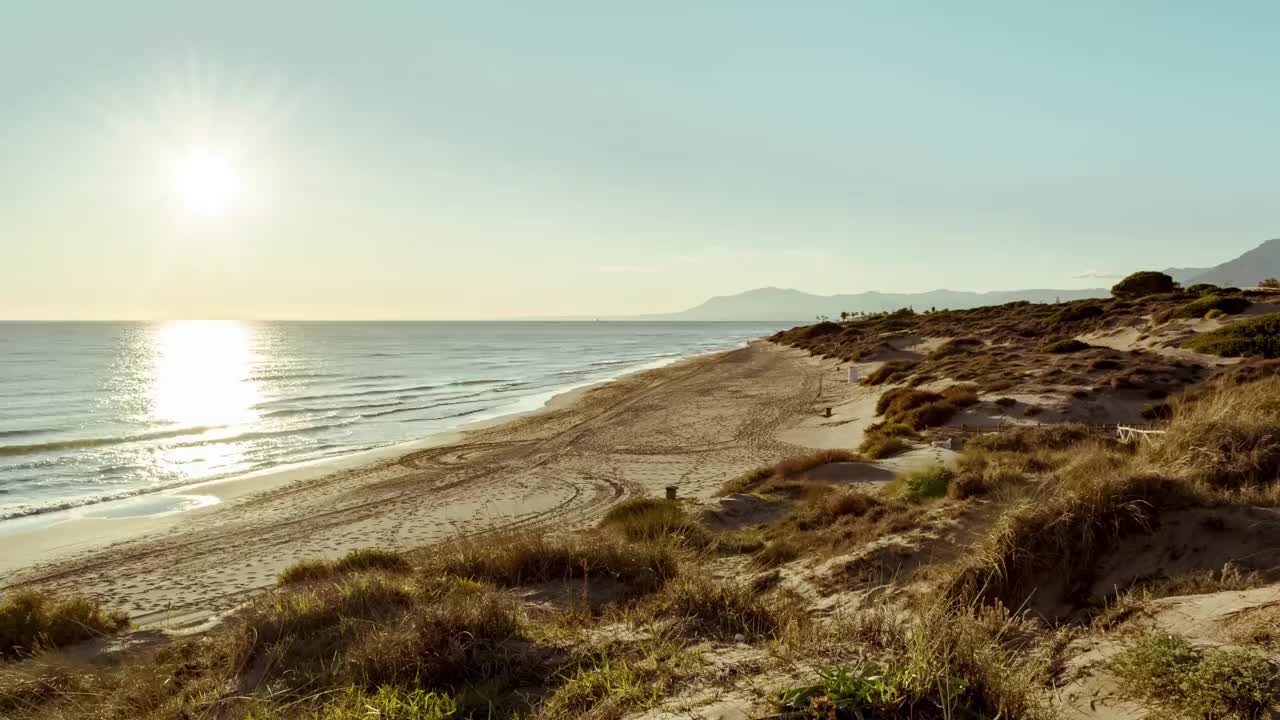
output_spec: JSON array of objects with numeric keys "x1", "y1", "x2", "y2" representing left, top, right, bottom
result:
[{"x1": 2, "y1": 341, "x2": 871, "y2": 628}]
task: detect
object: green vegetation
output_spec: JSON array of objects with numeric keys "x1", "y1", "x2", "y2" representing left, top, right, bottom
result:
[
  {"x1": 1111, "y1": 271, "x2": 1178, "y2": 298},
  {"x1": 319, "y1": 687, "x2": 458, "y2": 719},
  {"x1": 279, "y1": 548, "x2": 412, "y2": 585},
  {"x1": 1185, "y1": 283, "x2": 1221, "y2": 296},
  {"x1": 1049, "y1": 301, "x2": 1104, "y2": 325},
  {"x1": 1110, "y1": 632, "x2": 1276, "y2": 719},
  {"x1": 858, "y1": 423, "x2": 913, "y2": 459},
  {"x1": 1184, "y1": 313, "x2": 1280, "y2": 358},
  {"x1": 718, "y1": 449, "x2": 861, "y2": 495},
  {"x1": 599, "y1": 497, "x2": 709, "y2": 547},
  {"x1": 1039, "y1": 338, "x2": 1091, "y2": 353},
  {"x1": 0, "y1": 590, "x2": 129, "y2": 659},
  {"x1": 863, "y1": 360, "x2": 918, "y2": 386},
  {"x1": 885, "y1": 465, "x2": 952, "y2": 502},
  {"x1": 1171, "y1": 293, "x2": 1250, "y2": 320}
]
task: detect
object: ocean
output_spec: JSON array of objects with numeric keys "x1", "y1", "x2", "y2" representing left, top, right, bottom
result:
[{"x1": 0, "y1": 321, "x2": 788, "y2": 523}]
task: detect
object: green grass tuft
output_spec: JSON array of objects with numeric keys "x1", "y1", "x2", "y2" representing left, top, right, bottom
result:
[
  {"x1": 0, "y1": 590, "x2": 129, "y2": 659},
  {"x1": 1110, "y1": 632, "x2": 1277, "y2": 719}
]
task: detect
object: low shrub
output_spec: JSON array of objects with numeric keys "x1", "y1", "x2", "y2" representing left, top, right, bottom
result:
[
  {"x1": 645, "y1": 577, "x2": 792, "y2": 640},
  {"x1": 930, "y1": 337, "x2": 983, "y2": 358},
  {"x1": 858, "y1": 432, "x2": 909, "y2": 460},
  {"x1": 994, "y1": 397, "x2": 1017, "y2": 407},
  {"x1": 1205, "y1": 308, "x2": 1226, "y2": 320},
  {"x1": 1039, "y1": 339, "x2": 1090, "y2": 354},
  {"x1": 885, "y1": 465, "x2": 952, "y2": 502},
  {"x1": 1184, "y1": 313, "x2": 1280, "y2": 358},
  {"x1": 1049, "y1": 301, "x2": 1105, "y2": 325},
  {"x1": 940, "y1": 384, "x2": 980, "y2": 408},
  {"x1": 1110, "y1": 632, "x2": 1276, "y2": 719},
  {"x1": 279, "y1": 548, "x2": 413, "y2": 585},
  {"x1": 1185, "y1": 283, "x2": 1220, "y2": 296},
  {"x1": 863, "y1": 360, "x2": 918, "y2": 386},
  {"x1": 600, "y1": 497, "x2": 709, "y2": 547},
  {"x1": 0, "y1": 591, "x2": 129, "y2": 659},
  {"x1": 430, "y1": 532, "x2": 680, "y2": 596},
  {"x1": 1177, "y1": 294, "x2": 1249, "y2": 319},
  {"x1": 966, "y1": 424, "x2": 1090, "y2": 453},
  {"x1": 803, "y1": 321, "x2": 842, "y2": 338}
]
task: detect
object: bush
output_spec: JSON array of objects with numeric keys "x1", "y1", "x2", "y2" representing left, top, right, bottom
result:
[
  {"x1": 600, "y1": 497, "x2": 709, "y2": 547},
  {"x1": 431, "y1": 532, "x2": 679, "y2": 595},
  {"x1": 930, "y1": 337, "x2": 983, "y2": 358},
  {"x1": 886, "y1": 465, "x2": 952, "y2": 502},
  {"x1": 1048, "y1": 301, "x2": 1104, "y2": 325},
  {"x1": 940, "y1": 384, "x2": 980, "y2": 408},
  {"x1": 803, "y1": 321, "x2": 842, "y2": 338},
  {"x1": 1185, "y1": 283, "x2": 1221, "y2": 296},
  {"x1": 279, "y1": 549, "x2": 412, "y2": 585},
  {"x1": 645, "y1": 577, "x2": 791, "y2": 640},
  {"x1": 1110, "y1": 632, "x2": 1276, "y2": 719},
  {"x1": 1112, "y1": 271, "x2": 1178, "y2": 298},
  {"x1": 877, "y1": 387, "x2": 942, "y2": 416},
  {"x1": 0, "y1": 591, "x2": 129, "y2": 659},
  {"x1": 863, "y1": 360, "x2": 918, "y2": 386},
  {"x1": 1177, "y1": 294, "x2": 1249, "y2": 318},
  {"x1": 858, "y1": 432, "x2": 909, "y2": 460},
  {"x1": 1184, "y1": 313, "x2": 1280, "y2": 358},
  {"x1": 1039, "y1": 339, "x2": 1091, "y2": 354},
  {"x1": 965, "y1": 424, "x2": 1089, "y2": 453},
  {"x1": 1205, "y1": 308, "x2": 1227, "y2": 320}
]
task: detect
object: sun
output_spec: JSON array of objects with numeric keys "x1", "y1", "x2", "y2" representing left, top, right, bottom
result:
[{"x1": 172, "y1": 147, "x2": 241, "y2": 216}]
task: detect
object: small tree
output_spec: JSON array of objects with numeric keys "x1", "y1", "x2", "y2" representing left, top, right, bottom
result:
[
  {"x1": 1260, "y1": 278, "x2": 1280, "y2": 289},
  {"x1": 840, "y1": 311, "x2": 849, "y2": 321},
  {"x1": 1111, "y1": 271, "x2": 1178, "y2": 298}
]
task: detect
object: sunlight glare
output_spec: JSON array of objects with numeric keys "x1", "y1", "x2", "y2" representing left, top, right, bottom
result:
[
  {"x1": 149, "y1": 320, "x2": 260, "y2": 428},
  {"x1": 172, "y1": 148, "x2": 241, "y2": 216}
]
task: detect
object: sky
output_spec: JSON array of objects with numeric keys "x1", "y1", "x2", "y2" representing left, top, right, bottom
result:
[{"x1": 2, "y1": 1, "x2": 1278, "y2": 319}]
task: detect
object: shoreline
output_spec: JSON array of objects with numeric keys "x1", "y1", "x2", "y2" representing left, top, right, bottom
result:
[
  {"x1": 3, "y1": 341, "x2": 881, "y2": 627},
  {"x1": 0, "y1": 346, "x2": 743, "y2": 576},
  {"x1": 0, "y1": 344, "x2": 721, "y2": 538}
]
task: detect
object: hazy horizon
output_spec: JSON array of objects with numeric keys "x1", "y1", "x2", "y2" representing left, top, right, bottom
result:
[{"x1": 4, "y1": 2, "x2": 1278, "y2": 320}]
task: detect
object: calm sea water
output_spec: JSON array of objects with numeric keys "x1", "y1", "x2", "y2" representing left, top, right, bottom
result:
[{"x1": 0, "y1": 321, "x2": 786, "y2": 521}]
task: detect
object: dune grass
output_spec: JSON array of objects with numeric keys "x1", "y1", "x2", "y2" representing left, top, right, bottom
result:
[
  {"x1": 884, "y1": 465, "x2": 952, "y2": 502},
  {"x1": 1110, "y1": 632, "x2": 1276, "y2": 719},
  {"x1": 278, "y1": 548, "x2": 412, "y2": 585},
  {"x1": 718, "y1": 449, "x2": 860, "y2": 496},
  {"x1": 599, "y1": 497, "x2": 709, "y2": 547},
  {"x1": 0, "y1": 590, "x2": 129, "y2": 660}
]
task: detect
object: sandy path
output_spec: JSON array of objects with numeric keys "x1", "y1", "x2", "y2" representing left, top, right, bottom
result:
[{"x1": 2, "y1": 342, "x2": 847, "y2": 628}]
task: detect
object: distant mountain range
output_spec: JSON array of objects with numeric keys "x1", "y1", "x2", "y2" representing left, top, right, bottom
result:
[
  {"x1": 603, "y1": 237, "x2": 1280, "y2": 322},
  {"x1": 1178, "y1": 238, "x2": 1280, "y2": 287},
  {"x1": 625, "y1": 287, "x2": 1107, "y2": 322}
]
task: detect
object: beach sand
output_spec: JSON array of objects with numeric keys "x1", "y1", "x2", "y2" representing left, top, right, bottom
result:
[{"x1": 2, "y1": 341, "x2": 877, "y2": 628}]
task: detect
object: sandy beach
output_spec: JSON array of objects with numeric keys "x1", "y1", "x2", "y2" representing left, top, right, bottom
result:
[{"x1": 1, "y1": 341, "x2": 879, "y2": 628}]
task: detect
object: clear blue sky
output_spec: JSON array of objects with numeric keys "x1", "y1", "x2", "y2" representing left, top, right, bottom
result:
[{"x1": 3, "y1": 1, "x2": 1277, "y2": 319}]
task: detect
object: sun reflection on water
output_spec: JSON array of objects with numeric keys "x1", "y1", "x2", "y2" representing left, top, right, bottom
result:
[{"x1": 148, "y1": 320, "x2": 261, "y2": 478}]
